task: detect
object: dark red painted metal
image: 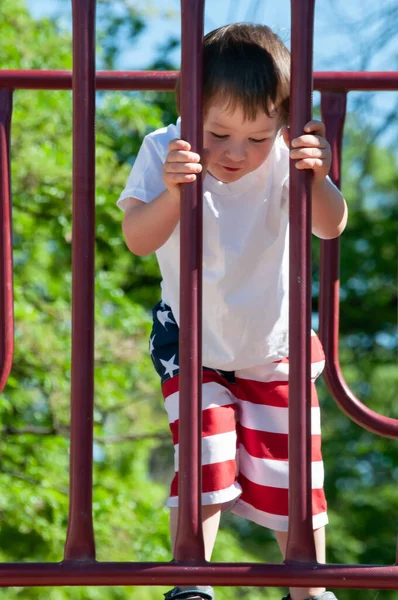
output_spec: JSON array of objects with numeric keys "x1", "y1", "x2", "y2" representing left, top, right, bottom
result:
[
  {"x1": 0, "y1": 561, "x2": 397, "y2": 589},
  {"x1": 174, "y1": 0, "x2": 205, "y2": 563},
  {"x1": 0, "y1": 70, "x2": 177, "y2": 91},
  {"x1": 0, "y1": 0, "x2": 397, "y2": 589},
  {"x1": 319, "y1": 92, "x2": 398, "y2": 439},
  {"x1": 286, "y1": 0, "x2": 317, "y2": 564},
  {"x1": 1, "y1": 71, "x2": 397, "y2": 92},
  {"x1": 0, "y1": 90, "x2": 14, "y2": 394},
  {"x1": 320, "y1": 92, "x2": 347, "y2": 190},
  {"x1": 314, "y1": 72, "x2": 398, "y2": 91},
  {"x1": 63, "y1": 0, "x2": 96, "y2": 561}
]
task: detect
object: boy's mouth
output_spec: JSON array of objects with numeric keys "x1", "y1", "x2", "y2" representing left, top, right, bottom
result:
[{"x1": 222, "y1": 165, "x2": 242, "y2": 172}]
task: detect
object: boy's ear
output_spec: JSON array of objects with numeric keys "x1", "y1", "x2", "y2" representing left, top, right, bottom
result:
[{"x1": 281, "y1": 126, "x2": 290, "y2": 148}]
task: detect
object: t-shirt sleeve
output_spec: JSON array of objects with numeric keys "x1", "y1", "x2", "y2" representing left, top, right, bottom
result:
[
  {"x1": 117, "y1": 134, "x2": 166, "y2": 211},
  {"x1": 278, "y1": 137, "x2": 290, "y2": 214},
  {"x1": 281, "y1": 173, "x2": 336, "y2": 216},
  {"x1": 281, "y1": 172, "x2": 289, "y2": 214}
]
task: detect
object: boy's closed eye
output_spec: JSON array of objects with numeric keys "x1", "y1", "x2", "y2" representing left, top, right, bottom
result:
[
  {"x1": 210, "y1": 132, "x2": 268, "y2": 143},
  {"x1": 211, "y1": 132, "x2": 229, "y2": 139}
]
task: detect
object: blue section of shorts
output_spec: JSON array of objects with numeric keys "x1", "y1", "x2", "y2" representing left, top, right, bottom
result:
[{"x1": 149, "y1": 301, "x2": 235, "y2": 385}]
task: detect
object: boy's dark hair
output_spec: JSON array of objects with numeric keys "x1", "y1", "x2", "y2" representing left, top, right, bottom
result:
[{"x1": 176, "y1": 23, "x2": 290, "y2": 124}]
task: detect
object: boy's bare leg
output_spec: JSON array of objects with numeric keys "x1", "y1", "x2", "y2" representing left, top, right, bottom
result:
[
  {"x1": 170, "y1": 504, "x2": 222, "y2": 562},
  {"x1": 275, "y1": 527, "x2": 326, "y2": 600}
]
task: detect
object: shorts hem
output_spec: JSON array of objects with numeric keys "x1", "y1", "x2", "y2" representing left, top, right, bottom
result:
[
  {"x1": 167, "y1": 483, "x2": 242, "y2": 509},
  {"x1": 231, "y1": 499, "x2": 329, "y2": 532}
]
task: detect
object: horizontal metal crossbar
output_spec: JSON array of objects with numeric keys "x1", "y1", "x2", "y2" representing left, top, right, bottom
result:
[
  {"x1": 0, "y1": 562, "x2": 397, "y2": 589},
  {"x1": 1, "y1": 0, "x2": 397, "y2": 588},
  {"x1": 0, "y1": 70, "x2": 397, "y2": 91}
]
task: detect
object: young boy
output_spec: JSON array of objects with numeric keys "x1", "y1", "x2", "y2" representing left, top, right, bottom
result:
[{"x1": 117, "y1": 23, "x2": 347, "y2": 600}]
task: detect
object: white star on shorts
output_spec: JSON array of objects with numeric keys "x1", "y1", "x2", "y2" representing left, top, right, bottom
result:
[
  {"x1": 160, "y1": 354, "x2": 179, "y2": 378},
  {"x1": 157, "y1": 309, "x2": 175, "y2": 329},
  {"x1": 149, "y1": 334, "x2": 155, "y2": 354}
]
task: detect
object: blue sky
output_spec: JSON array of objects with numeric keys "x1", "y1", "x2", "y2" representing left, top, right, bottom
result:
[
  {"x1": 26, "y1": 0, "x2": 397, "y2": 141},
  {"x1": 26, "y1": 0, "x2": 397, "y2": 71}
]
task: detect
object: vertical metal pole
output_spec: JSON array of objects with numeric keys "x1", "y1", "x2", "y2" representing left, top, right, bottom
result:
[
  {"x1": 396, "y1": 536, "x2": 398, "y2": 566},
  {"x1": 64, "y1": 0, "x2": 96, "y2": 561},
  {"x1": 320, "y1": 92, "x2": 346, "y2": 189},
  {"x1": 286, "y1": 0, "x2": 317, "y2": 563},
  {"x1": 174, "y1": 0, "x2": 206, "y2": 563},
  {"x1": 319, "y1": 95, "x2": 398, "y2": 437},
  {"x1": 319, "y1": 92, "x2": 347, "y2": 391},
  {"x1": 0, "y1": 90, "x2": 14, "y2": 394}
]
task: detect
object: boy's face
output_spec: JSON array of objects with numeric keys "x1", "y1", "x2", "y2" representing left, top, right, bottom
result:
[{"x1": 203, "y1": 102, "x2": 280, "y2": 184}]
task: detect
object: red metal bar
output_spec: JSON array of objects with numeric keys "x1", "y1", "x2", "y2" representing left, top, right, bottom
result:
[
  {"x1": 63, "y1": 0, "x2": 96, "y2": 561},
  {"x1": 0, "y1": 71, "x2": 177, "y2": 91},
  {"x1": 174, "y1": 0, "x2": 205, "y2": 563},
  {"x1": 314, "y1": 72, "x2": 398, "y2": 91},
  {"x1": 286, "y1": 0, "x2": 317, "y2": 563},
  {"x1": 0, "y1": 90, "x2": 14, "y2": 394},
  {"x1": 320, "y1": 92, "x2": 346, "y2": 189},
  {"x1": 319, "y1": 92, "x2": 398, "y2": 439},
  {"x1": 0, "y1": 561, "x2": 397, "y2": 589},
  {"x1": 0, "y1": 71, "x2": 397, "y2": 92},
  {"x1": 0, "y1": 9, "x2": 395, "y2": 590}
]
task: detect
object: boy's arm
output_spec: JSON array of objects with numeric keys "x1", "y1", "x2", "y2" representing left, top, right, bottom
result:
[
  {"x1": 284, "y1": 120, "x2": 348, "y2": 240},
  {"x1": 122, "y1": 191, "x2": 180, "y2": 256},
  {"x1": 121, "y1": 138, "x2": 202, "y2": 256},
  {"x1": 311, "y1": 178, "x2": 347, "y2": 239}
]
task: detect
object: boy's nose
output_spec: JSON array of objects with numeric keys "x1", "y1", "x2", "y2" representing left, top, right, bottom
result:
[{"x1": 225, "y1": 143, "x2": 246, "y2": 162}]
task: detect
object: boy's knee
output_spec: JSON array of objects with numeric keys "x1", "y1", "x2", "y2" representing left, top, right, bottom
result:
[{"x1": 201, "y1": 503, "x2": 223, "y2": 518}]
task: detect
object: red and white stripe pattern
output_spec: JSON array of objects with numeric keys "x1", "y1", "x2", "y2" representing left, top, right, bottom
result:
[{"x1": 162, "y1": 331, "x2": 328, "y2": 532}]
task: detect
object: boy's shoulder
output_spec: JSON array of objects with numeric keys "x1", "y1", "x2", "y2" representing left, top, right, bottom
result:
[
  {"x1": 274, "y1": 133, "x2": 290, "y2": 162},
  {"x1": 271, "y1": 134, "x2": 290, "y2": 182},
  {"x1": 144, "y1": 119, "x2": 181, "y2": 157}
]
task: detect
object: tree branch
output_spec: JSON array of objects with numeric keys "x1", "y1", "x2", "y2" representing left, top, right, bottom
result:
[
  {"x1": 95, "y1": 431, "x2": 170, "y2": 444},
  {"x1": 1, "y1": 424, "x2": 169, "y2": 444},
  {"x1": 1, "y1": 467, "x2": 69, "y2": 495}
]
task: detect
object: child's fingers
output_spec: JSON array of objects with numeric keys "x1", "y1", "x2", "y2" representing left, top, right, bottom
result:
[
  {"x1": 291, "y1": 120, "x2": 327, "y2": 148},
  {"x1": 164, "y1": 139, "x2": 205, "y2": 188},
  {"x1": 295, "y1": 158, "x2": 324, "y2": 170},
  {"x1": 168, "y1": 138, "x2": 191, "y2": 151},
  {"x1": 290, "y1": 146, "x2": 327, "y2": 160},
  {"x1": 167, "y1": 149, "x2": 201, "y2": 163},
  {"x1": 164, "y1": 161, "x2": 203, "y2": 174},
  {"x1": 164, "y1": 172, "x2": 198, "y2": 184},
  {"x1": 303, "y1": 120, "x2": 326, "y2": 136},
  {"x1": 291, "y1": 134, "x2": 327, "y2": 149},
  {"x1": 163, "y1": 157, "x2": 202, "y2": 191}
]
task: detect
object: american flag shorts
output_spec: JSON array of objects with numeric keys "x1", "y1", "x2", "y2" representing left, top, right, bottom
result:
[{"x1": 150, "y1": 301, "x2": 328, "y2": 532}]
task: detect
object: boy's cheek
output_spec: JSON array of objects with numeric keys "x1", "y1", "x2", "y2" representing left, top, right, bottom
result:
[
  {"x1": 202, "y1": 143, "x2": 218, "y2": 164},
  {"x1": 203, "y1": 136, "x2": 217, "y2": 155},
  {"x1": 255, "y1": 145, "x2": 273, "y2": 166}
]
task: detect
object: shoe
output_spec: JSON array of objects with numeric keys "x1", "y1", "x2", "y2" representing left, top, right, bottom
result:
[
  {"x1": 164, "y1": 586, "x2": 214, "y2": 599},
  {"x1": 282, "y1": 593, "x2": 337, "y2": 600}
]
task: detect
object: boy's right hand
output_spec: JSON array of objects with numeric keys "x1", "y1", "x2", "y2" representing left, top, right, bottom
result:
[{"x1": 162, "y1": 139, "x2": 205, "y2": 203}]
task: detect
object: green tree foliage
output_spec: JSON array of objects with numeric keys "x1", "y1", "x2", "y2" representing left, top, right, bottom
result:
[{"x1": 0, "y1": 2, "x2": 397, "y2": 599}]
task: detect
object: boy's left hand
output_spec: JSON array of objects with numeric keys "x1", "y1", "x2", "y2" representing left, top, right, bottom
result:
[{"x1": 282, "y1": 120, "x2": 332, "y2": 184}]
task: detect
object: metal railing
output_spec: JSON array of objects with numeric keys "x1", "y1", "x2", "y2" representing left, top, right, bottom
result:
[
  {"x1": 0, "y1": 90, "x2": 13, "y2": 395},
  {"x1": 0, "y1": 0, "x2": 397, "y2": 591}
]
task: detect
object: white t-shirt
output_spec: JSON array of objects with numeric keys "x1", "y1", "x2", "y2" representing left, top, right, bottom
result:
[{"x1": 117, "y1": 120, "x2": 291, "y2": 371}]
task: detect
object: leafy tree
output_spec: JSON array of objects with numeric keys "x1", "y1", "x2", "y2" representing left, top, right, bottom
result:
[{"x1": 0, "y1": 2, "x2": 397, "y2": 600}]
